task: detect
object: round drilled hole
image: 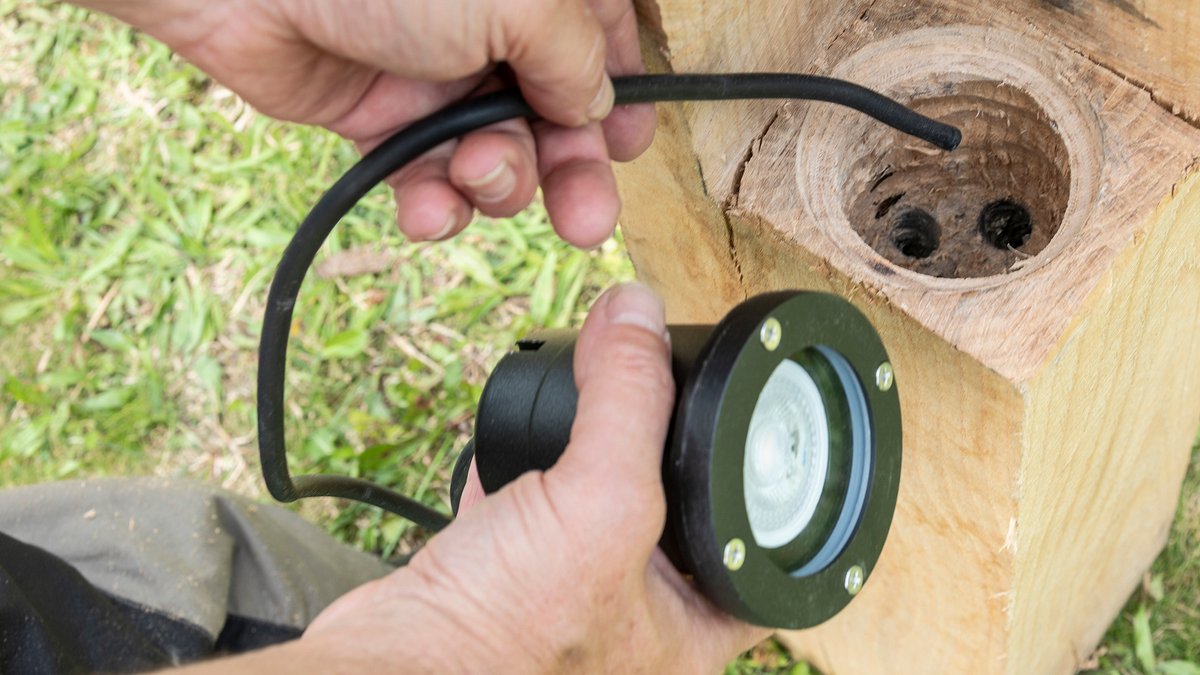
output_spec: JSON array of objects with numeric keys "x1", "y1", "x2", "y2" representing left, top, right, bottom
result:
[
  {"x1": 844, "y1": 80, "x2": 1070, "y2": 278},
  {"x1": 979, "y1": 199, "x2": 1032, "y2": 250},
  {"x1": 890, "y1": 209, "x2": 939, "y2": 259}
]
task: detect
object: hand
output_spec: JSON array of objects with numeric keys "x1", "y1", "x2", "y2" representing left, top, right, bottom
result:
[
  {"x1": 296, "y1": 283, "x2": 765, "y2": 672},
  {"x1": 82, "y1": 0, "x2": 655, "y2": 247}
]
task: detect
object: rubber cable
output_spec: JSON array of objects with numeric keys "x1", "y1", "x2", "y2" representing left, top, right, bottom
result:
[{"x1": 257, "y1": 73, "x2": 961, "y2": 533}]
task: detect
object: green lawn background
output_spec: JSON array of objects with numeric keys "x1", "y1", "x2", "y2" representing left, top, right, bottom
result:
[{"x1": 2, "y1": 5, "x2": 1197, "y2": 673}]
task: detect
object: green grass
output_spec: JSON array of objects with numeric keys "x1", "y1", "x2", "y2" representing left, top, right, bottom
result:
[
  {"x1": 1, "y1": 5, "x2": 1197, "y2": 674},
  {"x1": 0, "y1": 2, "x2": 633, "y2": 555},
  {"x1": 1096, "y1": 447, "x2": 1200, "y2": 675}
]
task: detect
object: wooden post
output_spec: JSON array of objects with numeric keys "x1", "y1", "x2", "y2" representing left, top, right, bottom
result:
[{"x1": 616, "y1": 2, "x2": 1200, "y2": 672}]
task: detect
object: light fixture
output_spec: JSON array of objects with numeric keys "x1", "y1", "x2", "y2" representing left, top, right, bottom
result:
[
  {"x1": 255, "y1": 72, "x2": 950, "y2": 630},
  {"x1": 462, "y1": 291, "x2": 901, "y2": 628}
]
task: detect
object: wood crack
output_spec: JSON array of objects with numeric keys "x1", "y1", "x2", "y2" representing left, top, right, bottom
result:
[
  {"x1": 1071, "y1": 45, "x2": 1200, "y2": 130},
  {"x1": 718, "y1": 109, "x2": 781, "y2": 295},
  {"x1": 827, "y1": 0, "x2": 882, "y2": 53},
  {"x1": 725, "y1": 109, "x2": 780, "y2": 210},
  {"x1": 720, "y1": 210, "x2": 747, "y2": 294},
  {"x1": 1005, "y1": 8, "x2": 1200, "y2": 131}
]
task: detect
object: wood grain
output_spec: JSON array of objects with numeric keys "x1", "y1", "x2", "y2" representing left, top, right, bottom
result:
[
  {"x1": 998, "y1": 0, "x2": 1200, "y2": 125},
  {"x1": 1012, "y1": 167, "x2": 1200, "y2": 673},
  {"x1": 617, "y1": 1, "x2": 1200, "y2": 672}
]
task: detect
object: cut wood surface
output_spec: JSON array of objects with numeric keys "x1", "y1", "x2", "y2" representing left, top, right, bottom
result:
[
  {"x1": 1001, "y1": 0, "x2": 1200, "y2": 126},
  {"x1": 747, "y1": 20, "x2": 1199, "y2": 385},
  {"x1": 620, "y1": 1, "x2": 1200, "y2": 672},
  {"x1": 1015, "y1": 167, "x2": 1200, "y2": 674}
]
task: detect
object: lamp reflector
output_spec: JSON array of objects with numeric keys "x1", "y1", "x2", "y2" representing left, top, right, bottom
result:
[{"x1": 744, "y1": 359, "x2": 830, "y2": 549}]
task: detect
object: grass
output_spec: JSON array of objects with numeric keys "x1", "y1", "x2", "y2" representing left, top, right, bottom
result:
[
  {"x1": 0, "y1": 2, "x2": 634, "y2": 555},
  {"x1": 1, "y1": 5, "x2": 1197, "y2": 674}
]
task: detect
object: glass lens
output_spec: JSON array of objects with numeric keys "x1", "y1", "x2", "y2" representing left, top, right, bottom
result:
[{"x1": 743, "y1": 359, "x2": 830, "y2": 549}]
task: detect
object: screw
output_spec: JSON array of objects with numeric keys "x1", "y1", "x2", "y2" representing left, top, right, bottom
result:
[
  {"x1": 759, "y1": 318, "x2": 782, "y2": 351},
  {"x1": 875, "y1": 362, "x2": 894, "y2": 391},
  {"x1": 723, "y1": 538, "x2": 747, "y2": 571},
  {"x1": 844, "y1": 564, "x2": 865, "y2": 595}
]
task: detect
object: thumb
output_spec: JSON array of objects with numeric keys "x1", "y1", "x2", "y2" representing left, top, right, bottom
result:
[
  {"x1": 546, "y1": 283, "x2": 674, "y2": 541},
  {"x1": 488, "y1": 0, "x2": 614, "y2": 126}
]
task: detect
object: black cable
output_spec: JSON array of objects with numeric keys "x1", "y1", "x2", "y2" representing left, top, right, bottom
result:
[{"x1": 257, "y1": 73, "x2": 961, "y2": 532}]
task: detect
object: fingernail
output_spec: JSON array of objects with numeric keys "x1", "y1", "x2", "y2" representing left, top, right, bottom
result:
[
  {"x1": 606, "y1": 282, "x2": 665, "y2": 338},
  {"x1": 463, "y1": 160, "x2": 516, "y2": 204},
  {"x1": 588, "y1": 75, "x2": 615, "y2": 122},
  {"x1": 430, "y1": 211, "x2": 458, "y2": 241}
]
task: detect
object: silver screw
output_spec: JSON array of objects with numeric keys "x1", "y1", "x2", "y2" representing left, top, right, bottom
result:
[
  {"x1": 875, "y1": 362, "x2": 894, "y2": 391},
  {"x1": 759, "y1": 318, "x2": 782, "y2": 352},
  {"x1": 723, "y1": 538, "x2": 747, "y2": 571},
  {"x1": 844, "y1": 564, "x2": 865, "y2": 595}
]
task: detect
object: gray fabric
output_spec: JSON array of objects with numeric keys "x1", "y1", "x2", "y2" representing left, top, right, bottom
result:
[{"x1": 0, "y1": 477, "x2": 391, "y2": 638}]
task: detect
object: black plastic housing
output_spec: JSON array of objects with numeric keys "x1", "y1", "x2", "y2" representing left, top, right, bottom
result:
[
  {"x1": 473, "y1": 326, "x2": 711, "y2": 489},
  {"x1": 468, "y1": 291, "x2": 902, "y2": 629},
  {"x1": 472, "y1": 325, "x2": 710, "y2": 566}
]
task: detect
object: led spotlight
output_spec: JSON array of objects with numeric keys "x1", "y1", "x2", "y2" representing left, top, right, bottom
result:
[{"x1": 460, "y1": 291, "x2": 901, "y2": 629}]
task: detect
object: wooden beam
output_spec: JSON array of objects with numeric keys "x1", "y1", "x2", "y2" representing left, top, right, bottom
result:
[
  {"x1": 619, "y1": 1, "x2": 1200, "y2": 671},
  {"x1": 999, "y1": 0, "x2": 1200, "y2": 125}
]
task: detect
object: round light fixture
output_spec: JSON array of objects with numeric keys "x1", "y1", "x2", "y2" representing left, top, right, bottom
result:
[
  {"x1": 254, "y1": 74, "x2": 950, "y2": 631},
  {"x1": 464, "y1": 291, "x2": 901, "y2": 628}
]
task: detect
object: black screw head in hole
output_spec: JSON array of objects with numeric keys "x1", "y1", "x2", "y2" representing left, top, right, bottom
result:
[
  {"x1": 890, "y1": 208, "x2": 940, "y2": 259},
  {"x1": 979, "y1": 199, "x2": 1033, "y2": 250}
]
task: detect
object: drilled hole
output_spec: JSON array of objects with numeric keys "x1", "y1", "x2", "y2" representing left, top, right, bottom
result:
[
  {"x1": 844, "y1": 80, "x2": 1070, "y2": 278},
  {"x1": 890, "y1": 209, "x2": 940, "y2": 259},
  {"x1": 875, "y1": 193, "x2": 905, "y2": 219},
  {"x1": 979, "y1": 199, "x2": 1032, "y2": 250}
]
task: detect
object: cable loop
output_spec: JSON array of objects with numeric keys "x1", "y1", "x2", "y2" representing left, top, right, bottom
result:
[{"x1": 256, "y1": 73, "x2": 961, "y2": 530}]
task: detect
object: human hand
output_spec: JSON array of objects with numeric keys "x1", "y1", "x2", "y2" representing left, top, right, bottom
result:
[
  {"x1": 297, "y1": 283, "x2": 767, "y2": 673},
  {"x1": 81, "y1": 0, "x2": 655, "y2": 247}
]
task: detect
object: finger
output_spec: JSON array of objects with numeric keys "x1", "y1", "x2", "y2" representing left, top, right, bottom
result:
[
  {"x1": 644, "y1": 552, "x2": 771, "y2": 668},
  {"x1": 372, "y1": 140, "x2": 473, "y2": 241},
  {"x1": 589, "y1": 0, "x2": 641, "y2": 75},
  {"x1": 602, "y1": 103, "x2": 657, "y2": 163},
  {"x1": 696, "y1": 614, "x2": 774, "y2": 668},
  {"x1": 448, "y1": 118, "x2": 539, "y2": 218},
  {"x1": 348, "y1": 73, "x2": 527, "y2": 238},
  {"x1": 326, "y1": 72, "x2": 483, "y2": 141},
  {"x1": 535, "y1": 121, "x2": 620, "y2": 248},
  {"x1": 588, "y1": 0, "x2": 656, "y2": 161},
  {"x1": 284, "y1": 1, "x2": 613, "y2": 126},
  {"x1": 456, "y1": 458, "x2": 487, "y2": 516},
  {"x1": 490, "y1": 0, "x2": 614, "y2": 127},
  {"x1": 547, "y1": 283, "x2": 673, "y2": 538},
  {"x1": 281, "y1": 2, "x2": 494, "y2": 83}
]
